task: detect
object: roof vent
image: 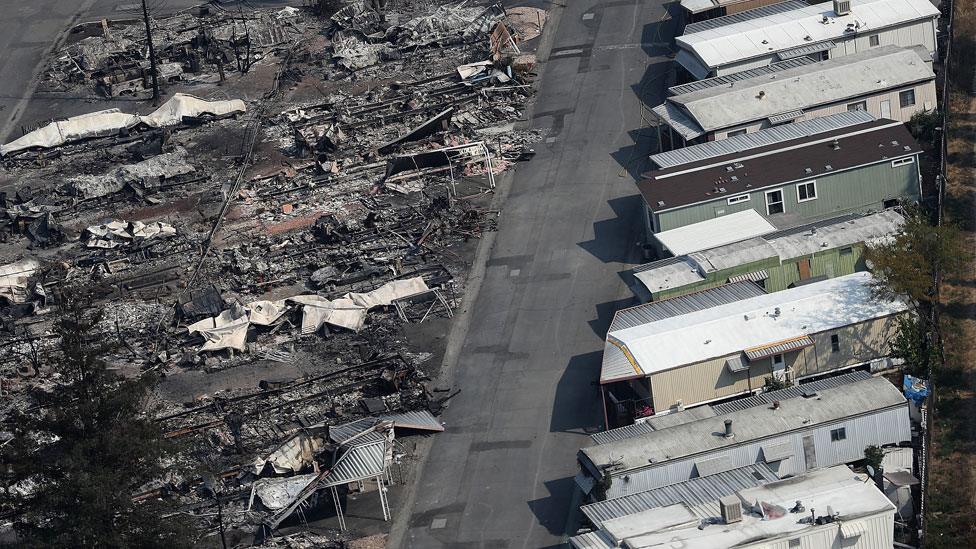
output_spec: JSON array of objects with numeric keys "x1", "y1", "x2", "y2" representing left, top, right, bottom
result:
[
  {"x1": 825, "y1": 164, "x2": 833, "y2": 170},
  {"x1": 831, "y1": 139, "x2": 840, "y2": 150},
  {"x1": 891, "y1": 141, "x2": 899, "y2": 146},
  {"x1": 804, "y1": 167, "x2": 813, "y2": 174},
  {"x1": 804, "y1": 35, "x2": 812, "y2": 42},
  {"x1": 758, "y1": 90, "x2": 766, "y2": 99},
  {"x1": 834, "y1": 0, "x2": 851, "y2": 16},
  {"x1": 723, "y1": 419, "x2": 734, "y2": 438},
  {"x1": 720, "y1": 496, "x2": 743, "y2": 524},
  {"x1": 904, "y1": 145, "x2": 911, "y2": 151},
  {"x1": 762, "y1": 39, "x2": 769, "y2": 44},
  {"x1": 821, "y1": 16, "x2": 829, "y2": 24},
  {"x1": 718, "y1": 187, "x2": 727, "y2": 193},
  {"x1": 733, "y1": 162, "x2": 744, "y2": 169},
  {"x1": 657, "y1": 200, "x2": 665, "y2": 207},
  {"x1": 730, "y1": 176, "x2": 739, "y2": 181}
]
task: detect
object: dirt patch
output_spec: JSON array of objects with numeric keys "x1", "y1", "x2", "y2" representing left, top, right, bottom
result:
[{"x1": 927, "y1": 72, "x2": 976, "y2": 549}]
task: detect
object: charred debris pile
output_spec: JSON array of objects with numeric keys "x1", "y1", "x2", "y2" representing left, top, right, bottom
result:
[{"x1": 0, "y1": 1, "x2": 546, "y2": 543}]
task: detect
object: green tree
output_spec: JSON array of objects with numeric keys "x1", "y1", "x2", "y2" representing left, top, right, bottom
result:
[
  {"x1": 890, "y1": 315, "x2": 940, "y2": 377},
  {"x1": 864, "y1": 445, "x2": 884, "y2": 472},
  {"x1": 0, "y1": 295, "x2": 193, "y2": 548},
  {"x1": 865, "y1": 209, "x2": 968, "y2": 313},
  {"x1": 907, "y1": 109, "x2": 941, "y2": 145}
]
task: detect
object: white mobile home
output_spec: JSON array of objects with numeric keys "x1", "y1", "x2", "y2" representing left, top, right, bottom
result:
[{"x1": 675, "y1": 0, "x2": 940, "y2": 79}]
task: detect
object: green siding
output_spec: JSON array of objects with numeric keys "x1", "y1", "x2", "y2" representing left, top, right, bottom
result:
[
  {"x1": 650, "y1": 243, "x2": 870, "y2": 301},
  {"x1": 653, "y1": 159, "x2": 919, "y2": 232}
]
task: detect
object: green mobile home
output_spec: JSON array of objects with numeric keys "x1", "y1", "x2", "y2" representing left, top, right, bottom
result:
[{"x1": 639, "y1": 119, "x2": 922, "y2": 247}]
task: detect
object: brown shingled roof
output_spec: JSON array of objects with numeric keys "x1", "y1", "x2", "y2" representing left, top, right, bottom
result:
[{"x1": 639, "y1": 120, "x2": 920, "y2": 212}]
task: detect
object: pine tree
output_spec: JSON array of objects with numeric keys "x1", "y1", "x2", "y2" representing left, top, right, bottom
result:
[{"x1": 0, "y1": 294, "x2": 194, "y2": 548}]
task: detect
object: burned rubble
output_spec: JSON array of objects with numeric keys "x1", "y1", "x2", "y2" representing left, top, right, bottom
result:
[{"x1": 0, "y1": 1, "x2": 545, "y2": 545}]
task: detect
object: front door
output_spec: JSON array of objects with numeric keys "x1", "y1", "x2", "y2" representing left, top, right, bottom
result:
[
  {"x1": 798, "y1": 259, "x2": 811, "y2": 280},
  {"x1": 880, "y1": 99, "x2": 892, "y2": 119},
  {"x1": 802, "y1": 435, "x2": 817, "y2": 470}
]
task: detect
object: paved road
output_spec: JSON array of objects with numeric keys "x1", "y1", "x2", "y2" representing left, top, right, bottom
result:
[
  {"x1": 397, "y1": 1, "x2": 676, "y2": 547},
  {"x1": 0, "y1": 0, "x2": 291, "y2": 143}
]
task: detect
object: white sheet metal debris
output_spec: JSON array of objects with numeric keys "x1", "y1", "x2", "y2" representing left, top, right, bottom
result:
[
  {"x1": 253, "y1": 431, "x2": 327, "y2": 475},
  {"x1": 0, "y1": 259, "x2": 41, "y2": 304},
  {"x1": 1, "y1": 94, "x2": 246, "y2": 156},
  {"x1": 187, "y1": 303, "x2": 250, "y2": 352}
]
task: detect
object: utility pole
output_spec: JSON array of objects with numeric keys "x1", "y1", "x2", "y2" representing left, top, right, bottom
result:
[{"x1": 141, "y1": 0, "x2": 160, "y2": 103}]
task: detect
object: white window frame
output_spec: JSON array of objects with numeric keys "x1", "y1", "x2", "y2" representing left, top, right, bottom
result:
[
  {"x1": 772, "y1": 354, "x2": 784, "y2": 367},
  {"x1": 765, "y1": 189, "x2": 785, "y2": 215},
  {"x1": 891, "y1": 157, "x2": 915, "y2": 168},
  {"x1": 847, "y1": 101, "x2": 867, "y2": 112},
  {"x1": 727, "y1": 194, "x2": 750, "y2": 205},
  {"x1": 796, "y1": 180, "x2": 817, "y2": 203}
]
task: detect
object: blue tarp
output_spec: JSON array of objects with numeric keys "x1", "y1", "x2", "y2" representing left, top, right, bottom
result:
[{"x1": 903, "y1": 375, "x2": 930, "y2": 406}]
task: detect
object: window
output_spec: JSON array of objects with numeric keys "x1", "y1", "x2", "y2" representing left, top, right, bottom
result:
[
  {"x1": 728, "y1": 129, "x2": 747, "y2": 137},
  {"x1": 765, "y1": 189, "x2": 784, "y2": 215},
  {"x1": 847, "y1": 101, "x2": 867, "y2": 112},
  {"x1": 772, "y1": 354, "x2": 784, "y2": 367},
  {"x1": 831, "y1": 334, "x2": 840, "y2": 353},
  {"x1": 796, "y1": 181, "x2": 817, "y2": 202},
  {"x1": 789, "y1": 539, "x2": 802, "y2": 548},
  {"x1": 899, "y1": 89, "x2": 916, "y2": 108},
  {"x1": 830, "y1": 427, "x2": 847, "y2": 442},
  {"x1": 891, "y1": 157, "x2": 915, "y2": 168},
  {"x1": 839, "y1": 246, "x2": 853, "y2": 257},
  {"x1": 869, "y1": 34, "x2": 880, "y2": 47},
  {"x1": 727, "y1": 194, "x2": 750, "y2": 205}
]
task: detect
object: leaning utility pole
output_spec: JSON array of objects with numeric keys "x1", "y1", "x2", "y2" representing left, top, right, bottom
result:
[{"x1": 141, "y1": 0, "x2": 160, "y2": 103}]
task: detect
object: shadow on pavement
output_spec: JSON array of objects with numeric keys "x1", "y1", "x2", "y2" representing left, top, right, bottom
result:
[
  {"x1": 550, "y1": 350, "x2": 603, "y2": 435},
  {"x1": 527, "y1": 476, "x2": 578, "y2": 537},
  {"x1": 587, "y1": 296, "x2": 637, "y2": 339},
  {"x1": 576, "y1": 194, "x2": 643, "y2": 264}
]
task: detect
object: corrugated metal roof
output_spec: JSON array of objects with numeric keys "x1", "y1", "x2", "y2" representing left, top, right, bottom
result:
[
  {"x1": 695, "y1": 454, "x2": 735, "y2": 476},
  {"x1": 711, "y1": 370, "x2": 872, "y2": 414},
  {"x1": 727, "y1": 270, "x2": 768, "y2": 284},
  {"x1": 610, "y1": 282, "x2": 766, "y2": 331},
  {"x1": 580, "y1": 463, "x2": 778, "y2": 527},
  {"x1": 649, "y1": 111, "x2": 876, "y2": 169},
  {"x1": 651, "y1": 101, "x2": 704, "y2": 141},
  {"x1": 676, "y1": 0, "x2": 940, "y2": 71},
  {"x1": 321, "y1": 438, "x2": 388, "y2": 487},
  {"x1": 328, "y1": 410, "x2": 444, "y2": 442},
  {"x1": 777, "y1": 40, "x2": 836, "y2": 60},
  {"x1": 568, "y1": 529, "x2": 615, "y2": 549},
  {"x1": 668, "y1": 57, "x2": 815, "y2": 96},
  {"x1": 744, "y1": 335, "x2": 814, "y2": 360},
  {"x1": 591, "y1": 421, "x2": 656, "y2": 446},
  {"x1": 580, "y1": 375, "x2": 906, "y2": 475},
  {"x1": 683, "y1": 0, "x2": 809, "y2": 33},
  {"x1": 666, "y1": 45, "x2": 934, "y2": 133},
  {"x1": 652, "y1": 210, "x2": 778, "y2": 256},
  {"x1": 767, "y1": 109, "x2": 805, "y2": 125},
  {"x1": 604, "y1": 273, "x2": 906, "y2": 382}
]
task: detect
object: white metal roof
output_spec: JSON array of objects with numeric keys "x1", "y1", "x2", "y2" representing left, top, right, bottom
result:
[
  {"x1": 603, "y1": 272, "x2": 906, "y2": 382},
  {"x1": 652, "y1": 210, "x2": 777, "y2": 256},
  {"x1": 649, "y1": 111, "x2": 876, "y2": 169},
  {"x1": 581, "y1": 375, "x2": 906, "y2": 472},
  {"x1": 620, "y1": 467, "x2": 895, "y2": 549},
  {"x1": 633, "y1": 210, "x2": 902, "y2": 295},
  {"x1": 676, "y1": 0, "x2": 940, "y2": 72},
  {"x1": 667, "y1": 45, "x2": 934, "y2": 133}
]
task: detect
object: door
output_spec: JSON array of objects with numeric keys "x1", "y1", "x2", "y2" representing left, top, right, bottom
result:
[
  {"x1": 798, "y1": 259, "x2": 811, "y2": 280},
  {"x1": 802, "y1": 435, "x2": 817, "y2": 470},
  {"x1": 880, "y1": 99, "x2": 891, "y2": 119}
]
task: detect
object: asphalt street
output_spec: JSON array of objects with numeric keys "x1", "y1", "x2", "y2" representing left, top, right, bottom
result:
[{"x1": 395, "y1": 1, "x2": 676, "y2": 547}]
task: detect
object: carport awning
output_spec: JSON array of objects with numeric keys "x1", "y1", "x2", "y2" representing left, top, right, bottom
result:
[
  {"x1": 727, "y1": 270, "x2": 769, "y2": 284},
  {"x1": 777, "y1": 41, "x2": 835, "y2": 61},
  {"x1": 744, "y1": 335, "x2": 814, "y2": 361}
]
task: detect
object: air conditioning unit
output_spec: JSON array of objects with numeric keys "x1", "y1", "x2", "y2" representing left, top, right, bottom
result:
[
  {"x1": 870, "y1": 357, "x2": 891, "y2": 372},
  {"x1": 720, "y1": 496, "x2": 743, "y2": 524},
  {"x1": 834, "y1": 0, "x2": 851, "y2": 16}
]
